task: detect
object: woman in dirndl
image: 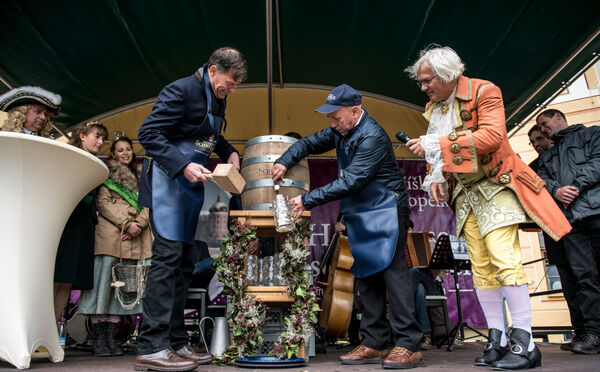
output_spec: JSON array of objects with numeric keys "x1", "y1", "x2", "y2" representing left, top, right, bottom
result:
[{"x1": 79, "y1": 135, "x2": 152, "y2": 357}]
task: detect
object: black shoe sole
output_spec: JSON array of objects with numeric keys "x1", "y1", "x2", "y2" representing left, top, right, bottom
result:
[
  {"x1": 134, "y1": 363, "x2": 198, "y2": 372},
  {"x1": 340, "y1": 358, "x2": 383, "y2": 365},
  {"x1": 382, "y1": 361, "x2": 424, "y2": 369}
]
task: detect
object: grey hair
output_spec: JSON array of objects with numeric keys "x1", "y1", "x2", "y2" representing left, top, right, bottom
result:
[
  {"x1": 208, "y1": 47, "x2": 248, "y2": 82},
  {"x1": 405, "y1": 45, "x2": 465, "y2": 83}
]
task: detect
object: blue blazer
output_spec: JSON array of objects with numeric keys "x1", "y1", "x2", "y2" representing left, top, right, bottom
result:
[{"x1": 138, "y1": 65, "x2": 237, "y2": 208}]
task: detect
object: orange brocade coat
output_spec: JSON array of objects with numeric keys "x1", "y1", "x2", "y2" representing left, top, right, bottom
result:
[{"x1": 427, "y1": 75, "x2": 571, "y2": 241}]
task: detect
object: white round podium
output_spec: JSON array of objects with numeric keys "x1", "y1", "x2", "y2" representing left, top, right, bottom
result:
[{"x1": 0, "y1": 132, "x2": 108, "y2": 369}]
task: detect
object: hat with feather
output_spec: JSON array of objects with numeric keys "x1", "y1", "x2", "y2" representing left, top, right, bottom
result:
[{"x1": 0, "y1": 86, "x2": 61, "y2": 114}]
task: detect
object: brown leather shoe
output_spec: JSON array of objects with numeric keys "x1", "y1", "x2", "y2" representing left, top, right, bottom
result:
[
  {"x1": 174, "y1": 345, "x2": 214, "y2": 365},
  {"x1": 339, "y1": 344, "x2": 390, "y2": 365},
  {"x1": 134, "y1": 349, "x2": 198, "y2": 371},
  {"x1": 382, "y1": 346, "x2": 423, "y2": 369}
]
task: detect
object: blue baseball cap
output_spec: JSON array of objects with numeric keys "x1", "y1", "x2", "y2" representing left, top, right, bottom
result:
[{"x1": 315, "y1": 84, "x2": 362, "y2": 113}]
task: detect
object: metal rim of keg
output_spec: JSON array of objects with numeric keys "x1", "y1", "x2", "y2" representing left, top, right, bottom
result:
[
  {"x1": 245, "y1": 135, "x2": 299, "y2": 148},
  {"x1": 241, "y1": 154, "x2": 308, "y2": 169},
  {"x1": 244, "y1": 203, "x2": 274, "y2": 211},
  {"x1": 242, "y1": 178, "x2": 309, "y2": 192}
]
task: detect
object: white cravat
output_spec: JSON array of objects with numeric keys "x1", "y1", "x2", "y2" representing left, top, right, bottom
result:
[{"x1": 420, "y1": 86, "x2": 458, "y2": 196}]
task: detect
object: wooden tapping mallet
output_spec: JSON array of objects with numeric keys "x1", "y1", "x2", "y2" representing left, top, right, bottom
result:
[{"x1": 204, "y1": 163, "x2": 246, "y2": 194}]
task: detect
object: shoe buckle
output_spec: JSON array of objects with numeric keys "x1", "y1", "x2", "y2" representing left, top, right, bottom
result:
[
  {"x1": 510, "y1": 344, "x2": 523, "y2": 354},
  {"x1": 484, "y1": 343, "x2": 493, "y2": 351}
]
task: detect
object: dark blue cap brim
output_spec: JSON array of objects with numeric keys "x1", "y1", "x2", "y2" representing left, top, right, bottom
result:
[{"x1": 314, "y1": 103, "x2": 342, "y2": 114}]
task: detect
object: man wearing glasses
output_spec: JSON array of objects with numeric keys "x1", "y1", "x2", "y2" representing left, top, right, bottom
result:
[{"x1": 404, "y1": 46, "x2": 571, "y2": 370}]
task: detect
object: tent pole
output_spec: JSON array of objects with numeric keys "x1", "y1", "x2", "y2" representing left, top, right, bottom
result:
[
  {"x1": 266, "y1": 0, "x2": 273, "y2": 134},
  {"x1": 275, "y1": 0, "x2": 283, "y2": 89}
]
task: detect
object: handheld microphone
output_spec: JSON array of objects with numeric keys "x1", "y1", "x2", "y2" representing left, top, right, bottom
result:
[{"x1": 395, "y1": 131, "x2": 411, "y2": 144}]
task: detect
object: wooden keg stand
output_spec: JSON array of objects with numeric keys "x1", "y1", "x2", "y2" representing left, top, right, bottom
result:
[{"x1": 229, "y1": 209, "x2": 311, "y2": 359}]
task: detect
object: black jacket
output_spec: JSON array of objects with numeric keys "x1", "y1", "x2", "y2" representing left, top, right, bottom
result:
[
  {"x1": 537, "y1": 124, "x2": 600, "y2": 222},
  {"x1": 275, "y1": 110, "x2": 407, "y2": 210}
]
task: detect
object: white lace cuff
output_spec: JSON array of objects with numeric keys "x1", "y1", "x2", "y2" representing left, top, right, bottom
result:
[{"x1": 420, "y1": 134, "x2": 446, "y2": 196}]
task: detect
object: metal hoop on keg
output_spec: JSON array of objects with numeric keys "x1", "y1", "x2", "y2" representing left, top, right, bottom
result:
[
  {"x1": 242, "y1": 178, "x2": 309, "y2": 193},
  {"x1": 245, "y1": 135, "x2": 299, "y2": 148},
  {"x1": 241, "y1": 155, "x2": 308, "y2": 169}
]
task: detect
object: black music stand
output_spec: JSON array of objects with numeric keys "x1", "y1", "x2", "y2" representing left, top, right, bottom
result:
[{"x1": 429, "y1": 234, "x2": 487, "y2": 351}]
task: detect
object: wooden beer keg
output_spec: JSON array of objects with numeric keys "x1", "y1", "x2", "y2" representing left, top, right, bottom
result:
[{"x1": 241, "y1": 135, "x2": 310, "y2": 210}]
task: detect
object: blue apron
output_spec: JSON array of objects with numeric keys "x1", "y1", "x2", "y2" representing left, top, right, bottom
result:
[
  {"x1": 151, "y1": 70, "x2": 222, "y2": 243},
  {"x1": 338, "y1": 122, "x2": 399, "y2": 278}
]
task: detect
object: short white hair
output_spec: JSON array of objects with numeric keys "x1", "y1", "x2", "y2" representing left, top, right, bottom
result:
[{"x1": 405, "y1": 45, "x2": 465, "y2": 83}]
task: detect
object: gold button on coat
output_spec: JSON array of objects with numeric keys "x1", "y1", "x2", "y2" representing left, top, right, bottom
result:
[
  {"x1": 482, "y1": 154, "x2": 493, "y2": 164},
  {"x1": 448, "y1": 132, "x2": 458, "y2": 141},
  {"x1": 453, "y1": 155, "x2": 463, "y2": 164},
  {"x1": 498, "y1": 173, "x2": 511, "y2": 184},
  {"x1": 450, "y1": 143, "x2": 461, "y2": 153},
  {"x1": 490, "y1": 167, "x2": 500, "y2": 177}
]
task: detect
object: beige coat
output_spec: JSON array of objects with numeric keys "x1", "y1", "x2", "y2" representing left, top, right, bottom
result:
[{"x1": 94, "y1": 159, "x2": 152, "y2": 260}]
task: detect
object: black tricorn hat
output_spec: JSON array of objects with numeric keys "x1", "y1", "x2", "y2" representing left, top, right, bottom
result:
[{"x1": 0, "y1": 86, "x2": 62, "y2": 114}]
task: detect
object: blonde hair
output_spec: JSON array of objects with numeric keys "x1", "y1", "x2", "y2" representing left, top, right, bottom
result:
[{"x1": 1, "y1": 104, "x2": 54, "y2": 138}]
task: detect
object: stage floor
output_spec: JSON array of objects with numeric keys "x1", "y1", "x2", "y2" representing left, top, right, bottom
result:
[{"x1": 2, "y1": 341, "x2": 599, "y2": 372}]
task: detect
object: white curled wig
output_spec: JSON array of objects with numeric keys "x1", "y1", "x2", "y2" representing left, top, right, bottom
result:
[{"x1": 405, "y1": 45, "x2": 465, "y2": 83}]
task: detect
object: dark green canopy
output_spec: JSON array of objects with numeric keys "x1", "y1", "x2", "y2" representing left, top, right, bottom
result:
[{"x1": 1, "y1": 0, "x2": 599, "y2": 132}]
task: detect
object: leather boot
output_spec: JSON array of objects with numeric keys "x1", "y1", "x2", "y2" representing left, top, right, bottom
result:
[
  {"x1": 491, "y1": 328, "x2": 542, "y2": 370},
  {"x1": 339, "y1": 344, "x2": 390, "y2": 365},
  {"x1": 91, "y1": 322, "x2": 112, "y2": 357},
  {"x1": 134, "y1": 349, "x2": 197, "y2": 371},
  {"x1": 474, "y1": 328, "x2": 507, "y2": 366},
  {"x1": 106, "y1": 321, "x2": 124, "y2": 356},
  {"x1": 174, "y1": 345, "x2": 214, "y2": 364}
]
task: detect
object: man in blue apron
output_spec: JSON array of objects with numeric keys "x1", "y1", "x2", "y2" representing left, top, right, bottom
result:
[
  {"x1": 135, "y1": 47, "x2": 246, "y2": 372},
  {"x1": 273, "y1": 84, "x2": 423, "y2": 369}
]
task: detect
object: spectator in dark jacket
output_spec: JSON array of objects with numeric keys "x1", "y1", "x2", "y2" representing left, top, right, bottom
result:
[
  {"x1": 536, "y1": 109, "x2": 600, "y2": 354},
  {"x1": 528, "y1": 125, "x2": 584, "y2": 351}
]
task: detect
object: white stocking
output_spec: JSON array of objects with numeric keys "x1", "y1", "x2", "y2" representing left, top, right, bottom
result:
[
  {"x1": 502, "y1": 284, "x2": 534, "y2": 351},
  {"x1": 476, "y1": 288, "x2": 507, "y2": 346}
]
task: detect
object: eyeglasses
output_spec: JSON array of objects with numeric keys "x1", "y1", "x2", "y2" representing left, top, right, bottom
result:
[{"x1": 417, "y1": 75, "x2": 438, "y2": 88}]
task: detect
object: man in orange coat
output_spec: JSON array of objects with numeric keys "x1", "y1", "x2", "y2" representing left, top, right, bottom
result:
[{"x1": 405, "y1": 46, "x2": 571, "y2": 370}]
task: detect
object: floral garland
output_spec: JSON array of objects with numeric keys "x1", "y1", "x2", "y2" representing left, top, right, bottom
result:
[
  {"x1": 214, "y1": 219, "x2": 319, "y2": 365},
  {"x1": 214, "y1": 222, "x2": 266, "y2": 365},
  {"x1": 272, "y1": 220, "x2": 320, "y2": 359}
]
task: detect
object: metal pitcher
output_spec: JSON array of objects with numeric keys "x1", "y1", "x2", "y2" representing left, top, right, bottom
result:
[{"x1": 199, "y1": 316, "x2": 230, "y2": 357}]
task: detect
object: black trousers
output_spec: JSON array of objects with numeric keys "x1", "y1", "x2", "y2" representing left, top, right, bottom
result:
[
  {"x1": 355, "y1": 207, "x2": 423, "y2": 350},
  {"x1": 561, "y1": 215, "x2": 600, "y2": 336},
  {"x1": 545, "y1": 234, "x2": 585, "y2": 334},
  {"x1": 137, "y1": 211, "x2": 196, "y2": 354}
]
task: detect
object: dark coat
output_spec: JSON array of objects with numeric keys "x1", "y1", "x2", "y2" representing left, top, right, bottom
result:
[
  {"x1": 54, "y1": 188, "x2": 99, "y2": 289},
  {"x1": 138, "y1": 64, "x2": 237, "y2": 208},
  {"x1": 275, "y1": 110, "x2": 407, "y2": 210},
  {"x1": 537, "y1": 124, "x2": 600, "y2": 222}
]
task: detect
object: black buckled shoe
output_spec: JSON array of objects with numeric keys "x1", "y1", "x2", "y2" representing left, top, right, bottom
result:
[
  {"x1": 475, "y1": 328, "x2": 508, "y2": 366},
  {"x1": 570, "y1": 333, "x2": 600, "y2": 355},
  {"x1": 491, "y1": 328, "x2": 541, "y2": 370}
]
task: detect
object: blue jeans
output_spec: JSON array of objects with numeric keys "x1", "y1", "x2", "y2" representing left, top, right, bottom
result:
[{"x1": 410, "y1": 268, "x2": 441, "y2": 333}]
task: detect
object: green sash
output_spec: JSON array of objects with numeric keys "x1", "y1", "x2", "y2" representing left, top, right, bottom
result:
[{"x1": 103, "y1": 178, "x2": 142, "y2": 213}]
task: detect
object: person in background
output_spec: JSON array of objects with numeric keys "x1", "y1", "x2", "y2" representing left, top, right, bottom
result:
[
  {"x1": 79, "y1": 136, "x2": 152, "y2": 357},
  {"x1": 409, "y1": 268, "x2": 445, "y2": 350},
  {"x1": 405, "y1": 45, "x2": 571, "y2": 369},
  {"x1": 135, "y1": 47, "x2": 246, "y2": 372},
  {"x1": 527, "y1": 125, "x2": 584, "y2": 350},
  {"x1": 536, "y1": 109, "x2": 600, "y2": 354},
  {"x1": 0, "y1": 86, "x2": 61, "y2": 137},
  {"x1": 54, "y1": 122, "x2": 108, "y2": 322}
]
